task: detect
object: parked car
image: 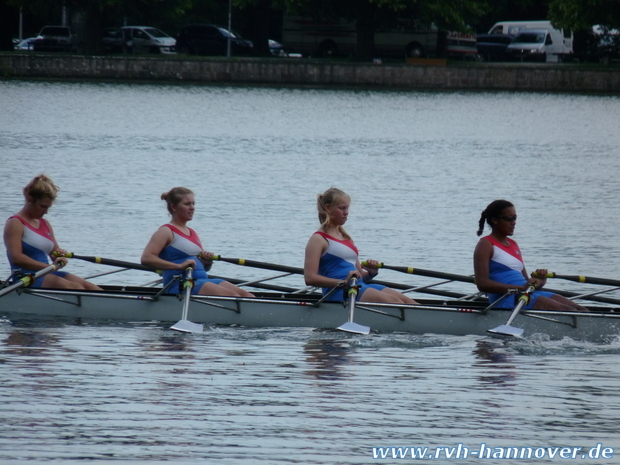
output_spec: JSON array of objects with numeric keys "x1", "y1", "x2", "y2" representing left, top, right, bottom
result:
[
  {"x1": 102, "y1": 27, "x2": 125, "y2": 54},
  {"x1": 269, "y1": 39, "x2": 287, "y2": 57},
  {"x1": 32, "y1": 26, "x2": 79, "y2": 53},
  {"x1": 476, "y1": 34, "x2": 513, "y2": 61},
  {"x1": 506, "y1": 29, "x2": 559, "y2": 62},
  {"x1": 122, "y1": 26, "x2": 176, "y2": 54},
  {"x1": 13, "y1": 37, "x2": 37, "y2": 51},
  {"x1": 176, "y1": 24, "x2": 253, "y2": 56}
]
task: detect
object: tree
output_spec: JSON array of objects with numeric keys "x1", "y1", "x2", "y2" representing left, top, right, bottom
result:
[
  {"x1": 548, "y1": 0, "x2": 620, "y2": 30},
  {"x1": 267, "y1": 0, "x2": 491, "y2": 61}
]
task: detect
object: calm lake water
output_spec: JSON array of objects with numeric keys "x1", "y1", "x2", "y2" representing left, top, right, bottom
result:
[{"x1": 1, "y1": 80, "x2": 620, "y2": 463}]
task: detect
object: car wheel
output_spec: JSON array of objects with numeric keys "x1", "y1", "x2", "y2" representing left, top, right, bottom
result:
[
  {"x1": 318, "y1": 40, "x2": 337, "y2": 58},
  {"x1": 406, "y1": 43, "x2": 423, "y2": 58}
]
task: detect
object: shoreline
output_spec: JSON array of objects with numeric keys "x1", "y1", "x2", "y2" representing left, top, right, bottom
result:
[{"x1": 1, "y1": 53, "x2": 619, "y2": 93}]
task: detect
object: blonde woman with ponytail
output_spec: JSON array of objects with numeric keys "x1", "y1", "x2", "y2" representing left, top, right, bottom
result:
[
  {"x1": 304, "y1": 188, "x2": 417, "y2": 304},
  {"x1": 3, "y1": 175, "x2": 101, "y2": 290}
]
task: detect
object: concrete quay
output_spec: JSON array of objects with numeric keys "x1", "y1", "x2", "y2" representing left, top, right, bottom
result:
[{"x1": 1, "y1": 54, "x2": 619, "y2": 93}]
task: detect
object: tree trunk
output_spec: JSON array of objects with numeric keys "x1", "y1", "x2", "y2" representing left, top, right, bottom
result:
[
  {"x1": 74, "y1": 6, "x2": 102, "y2": 55},
  {"x1": 246, "y1": 0, "x2": 271, "y2": 56},
  {"x1": 354, "y1": 1, "x2": 375, "y2": 61}
]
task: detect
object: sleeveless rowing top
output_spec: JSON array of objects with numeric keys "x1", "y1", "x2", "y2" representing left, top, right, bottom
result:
[
  {"x1": 158, "y1": 224, "x2": 209, "y2": 285},
  {"x1": 6, "y1": 215, "x2": 54, "y2": 270},
  {"x1": 315, "y1": 231, "x2": 358, "y2": 280}
]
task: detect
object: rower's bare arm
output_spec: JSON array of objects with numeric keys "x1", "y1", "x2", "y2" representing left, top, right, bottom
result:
[
  {"x1": 474, "y1": 238, "x2": 525, "y2": 294},
  {"x1": 43, "y1": 219, "x2": 67, "y2": 258},
  {"x1": 304, "y1": 234, "x2": 341, "y2": 287},
  {"x1": 3, "y1": 218, "x2": 49, "y2": 271},
  {"x1": 141, "y1": 227, "x2": 192, "y2": 270}
]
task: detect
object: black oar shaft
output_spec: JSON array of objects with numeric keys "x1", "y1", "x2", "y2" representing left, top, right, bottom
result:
[
  {"x1": 535, "y1": 272, "x2": 620, "y2": 287},
  {"x1": 365, "y1": 262, "x2": 476, "y2": 284},
  {"x1": 64, "y1": 253, "x2": 155, "y2": 272},
  {"x1": 213, "y1": 256, "x2": 303, "y2": 275}
]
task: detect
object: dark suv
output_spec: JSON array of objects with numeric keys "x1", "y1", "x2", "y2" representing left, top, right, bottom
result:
[
  {"x1": 176, "y1": 24, "x2": 253, "y2": 56},
  {"x1": 32, "y1": 26, "x2": 79, "y2": 53}
]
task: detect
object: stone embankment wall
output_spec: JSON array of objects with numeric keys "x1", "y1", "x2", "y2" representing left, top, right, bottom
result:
[{"x1": 1, "y1": 54, "x2": 619, "y2": 92}]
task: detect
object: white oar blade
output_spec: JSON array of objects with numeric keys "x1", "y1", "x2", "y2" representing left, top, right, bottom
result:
[
  {"x1": 487, "y1": 325, "x2": 524, "y2": 338},
  {"x1": 337, "y1": 321, "x2": 370, "y2": 335},
  {"x1": 171, "y1": 319, "x2": 204, "y2": 333}
]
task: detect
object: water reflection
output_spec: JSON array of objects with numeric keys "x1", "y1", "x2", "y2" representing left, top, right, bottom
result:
[
  {"x1": 304, "y1": 338, "x2": 355, "y2": 381},
  {"x1": 4, "y1": 329, "x2": 60, "y2": 357},
  {"x1": 473, "y1": 340, "x2": 517, "y2": 387}
]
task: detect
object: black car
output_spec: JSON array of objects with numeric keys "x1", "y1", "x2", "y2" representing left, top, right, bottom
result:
[
  {"x1": 476, "y1": 34, "x2": 514, "y2": 62},
  {"x1": 176, "y1": 24, "x2": 253, "y2": 56},
  {"x1": 32, "y1": 26, "x2": 79, "y2": 53},
  {"x1": 102, "y1": 27, "x2": 125, "y2": 53}
]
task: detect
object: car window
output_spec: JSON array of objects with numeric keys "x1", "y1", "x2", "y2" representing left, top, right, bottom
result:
[
  {"x1": 145, "y1": 28, "x2": 169, "y2": 38},
  {"x1": 41, "y1": 27, "x2": 70, "y2": 36},
  {"x1": 515, "y1": 32, "x2": 545, "y2": 44},
  {"x1": 134, "y1": 30, "x2": 148, "y2": 39}
]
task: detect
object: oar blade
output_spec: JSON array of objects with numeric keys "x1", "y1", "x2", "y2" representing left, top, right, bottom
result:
[
  {"x1": 487, "y1": 324, "x2": 524, "y2": 338},
  {"x1": 337, "y1": 321, "x2": 370, "y2": 335},
  {"x1": 170, "y1": 319, "x2": 204, "y2": 333}
]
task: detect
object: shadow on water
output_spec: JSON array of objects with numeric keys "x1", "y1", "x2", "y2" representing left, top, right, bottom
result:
[
  {"x1": 304, "y1": 338, "x2": 355, "y2": 381},
  {"x1": 473, "y1": 339, "x2": 518, "y2": 387}
]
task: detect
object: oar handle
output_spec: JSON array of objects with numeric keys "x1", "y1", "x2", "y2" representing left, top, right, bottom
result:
[
  {"x1": 0, "y1": 262, "x2": 65, "y2": 298},
  {"x1": 347, "y1": 277, "x2": 359, "y2": 299}
]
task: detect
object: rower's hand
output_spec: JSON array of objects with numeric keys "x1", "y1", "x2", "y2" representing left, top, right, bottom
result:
[
  {"x1": 526, "y1": 268, "x2": 548, "y2": 289},
  {"x1": 199, "y1": 251, "x2": 214, "y2": 263},
  {"x1": 53, "y1": 256, "x2": 68, "y2": 267},
  {"x1": 52, "y1": 248, "x2": 68, "y2": 258},
  {"x1": 179, "y1": 259, "x2": 196, "y2": 270},
  {"x1": 362, "y1": 259, "x2": 379, "y2": 277},
  {"x1": 345, "y1": 270, "x2": 360, "y2": 283}
]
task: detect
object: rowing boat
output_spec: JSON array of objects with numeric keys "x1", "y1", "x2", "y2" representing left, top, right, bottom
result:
[{"x1": 1, "y1": 283, "x2": 619, "y2": 341}]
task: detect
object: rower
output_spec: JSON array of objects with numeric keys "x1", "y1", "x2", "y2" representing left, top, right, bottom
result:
[
  {"x1": 3, "y1": 175, "x2": 101, "y2": 290},
  {"x1": 473, "y1": 199, "x2": 586, "y2": 311},
  {"x1": 141, "y1": 187, "x2": 254, "y2": 297},
  {"x1": 303, "y1": 187, "x2": 418, "y2": 304}
]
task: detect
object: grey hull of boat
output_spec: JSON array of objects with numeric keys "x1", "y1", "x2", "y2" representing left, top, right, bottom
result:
[{"x1": 1, "y1": 286, "x2": 619, "y2": 341}]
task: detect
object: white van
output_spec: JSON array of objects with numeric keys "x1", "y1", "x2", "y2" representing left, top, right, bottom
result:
[{"x1": 488, "y1": 20, "x2": 573, "y2": 60}]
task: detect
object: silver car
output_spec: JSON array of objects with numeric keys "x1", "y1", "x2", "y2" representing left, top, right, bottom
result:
[{"x1": 121, "y1": 26, "x2": 176, "y2": 54}]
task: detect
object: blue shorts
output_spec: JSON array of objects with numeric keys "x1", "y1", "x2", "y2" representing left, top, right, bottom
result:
[
  {"x1": 323, "y1": 282, "x2": 386, "y2": 302},
  {"x1": 167, "y1": 277, "x2": 225, "y2": 295},
  {"x1": 489, "y1": 290, "x2": 555, "y2": 309}
]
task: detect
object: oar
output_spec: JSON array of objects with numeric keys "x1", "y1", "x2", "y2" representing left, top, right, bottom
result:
[
  {"x1": 56, "y1": 253, "x2": 156, "y2": 273},
  {"x1": 212, "y1": 256, "x2": 303, "y2": 275},
  {"x1": 0, "y1": 262, "x2": 64, "y2": 298},
  {"x1": 362, "y1": 261, "x2": 476, "y2": 284},
  {"x1": 532, "y1": 271, "x2": 620, "y2": 287},
  {"x1": 171, "y1": 267, "x2": 204, "y2": 333},
  {"x1": 337, "y1": 277, "x2": 370, "y2": 335},
  {"x1": 487, "y1": 285, "x2": 536, "y2": 338}
]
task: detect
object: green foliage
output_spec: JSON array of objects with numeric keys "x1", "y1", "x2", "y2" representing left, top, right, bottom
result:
[{"x1": 548, "y1": 0, "x2": 620, "y2": 30}]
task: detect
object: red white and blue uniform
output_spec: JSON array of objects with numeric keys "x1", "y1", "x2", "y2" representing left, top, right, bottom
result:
[
  {"x1": 158, "y1": 224, "x2": 222, "y2": 295},
  {"x1": 484, "y1": 235, "x2": 553, "y2": 309},
  {"x1": 6, "y1": 215, "x2": 69, "y2": 287},
  {"x1": 315, "y1": 231, "x2": 385, "y2": 301}
]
